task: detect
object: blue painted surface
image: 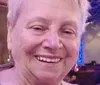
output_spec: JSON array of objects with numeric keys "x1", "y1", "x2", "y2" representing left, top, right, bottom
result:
[
  {"x1": 77, "y1": 39, "x2": 83, "y2": 64},
  {"x1": 87, "y1": 0, "x2": 100, "y2": 23}
]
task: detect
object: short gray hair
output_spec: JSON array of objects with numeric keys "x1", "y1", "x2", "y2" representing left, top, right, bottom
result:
[{"x1": 7, "y1": 0, "x2": 90, "y2": 32}]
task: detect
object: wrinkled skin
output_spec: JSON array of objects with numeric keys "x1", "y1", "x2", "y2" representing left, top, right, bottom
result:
[{"x1": 7, "y1": 0, "x2": 82, "y2": 85}]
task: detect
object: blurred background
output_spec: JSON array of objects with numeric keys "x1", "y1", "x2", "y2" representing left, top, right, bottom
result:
[
  {"x1": 0, "y1": 0, "x2": 8, "y2": 64},
  {"x1": 0, "y1": 0, "x2": 100, "y2": 85}
]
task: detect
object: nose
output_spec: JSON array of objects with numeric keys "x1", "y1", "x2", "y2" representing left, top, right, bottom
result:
[{"x1": 42, "y1": 33, "x2": 63, "y2": 52}]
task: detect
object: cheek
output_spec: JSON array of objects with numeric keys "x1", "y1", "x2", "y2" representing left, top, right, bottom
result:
[
  {"x1": 64, "y1": 39, "x2": 79, "y2": 61},
  {"x1": 16, "y1": 31, "x2": 45, "y2": 61},
  {"x1": 62, "y1": 41, "x2": 79, "y2": 72},
  {"x1": 60, "y1": 41, "x2": 79, "y2": 76},
  {"x1": 20, "y1": 34, "x2": 40, "y2": 54}
]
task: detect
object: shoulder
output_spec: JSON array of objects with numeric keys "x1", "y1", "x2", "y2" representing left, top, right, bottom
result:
[
  {"x1": 0, "y1": 62, "x2": 14, "y2": 71},
  {"x1": 0, "y1": 65, "x2": 15, "y2": 85},
  {"x1": 62, "y1": 81, "x2": 78, "y2": 85},
  {"x1": 0, "y1": 68, "x2": 10, "y2": 82}
]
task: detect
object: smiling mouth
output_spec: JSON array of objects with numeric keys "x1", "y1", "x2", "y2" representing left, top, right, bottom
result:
[{"x1": 35, "y1": 55, "x2": 61, "y2": 63}]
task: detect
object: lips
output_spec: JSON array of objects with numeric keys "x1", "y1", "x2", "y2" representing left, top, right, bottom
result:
[{"x1": 35, "y1": 55, "x2": 61, "y2": 63}]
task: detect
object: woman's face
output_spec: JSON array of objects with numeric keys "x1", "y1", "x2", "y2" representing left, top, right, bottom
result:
[{"x1": 8, "y1": 0, "x2": 81, "y2": 83}]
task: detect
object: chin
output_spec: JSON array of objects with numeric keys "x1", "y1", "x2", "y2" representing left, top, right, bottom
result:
[{"x1": 34, "y1": 70, "x2": 62, "y2": 83}]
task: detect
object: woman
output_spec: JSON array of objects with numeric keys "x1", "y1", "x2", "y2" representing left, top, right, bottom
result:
[{"x1": 0, "y1": 0, "x2": 90, "y2": 85}]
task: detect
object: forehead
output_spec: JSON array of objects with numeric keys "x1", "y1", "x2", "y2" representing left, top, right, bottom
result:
[
  {"x1": 22, "y1": 0, "x2": 80, "y2": 14},
  {"x1": 14, "y1": 0, "x2": 81, "y2": 29},
  {"x1": 18, "y1": 0, "x2": 80, "y2": 21}
]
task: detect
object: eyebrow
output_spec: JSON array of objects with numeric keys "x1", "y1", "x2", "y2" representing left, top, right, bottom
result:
[
  {"x1": 26, "y1": 17, "x2": 78, "y2": 30},
  {"x1": 26, "y1": 17, "x2": 50, "y2": 26},
  {"x1": 62, "y1": 21, "x2": 78, "y2": 30}
]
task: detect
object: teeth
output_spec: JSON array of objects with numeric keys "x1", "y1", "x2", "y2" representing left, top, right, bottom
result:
[
  {"x1": 40, "y1": 57, "x2": 43, "y2": 60},
  {"x1": 36, "y1": 56, "x2": 60, "y2": 63}
]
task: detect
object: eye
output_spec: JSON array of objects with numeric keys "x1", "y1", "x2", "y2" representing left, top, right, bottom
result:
[
  {"x1": 62, "y1": 28, "x2": 75, "y2": 35},
  {"x1": 63, "y1": 29, "x2": 74, "y2": 34},
  {"x1": 60, "y1": 26, "x2": 76, "y2": 38},
  {"x1": 28, "y1": 25, "x2": 47, "y2": 35},
  {"x1": 30, "y1": 25, "x2": 46, "y2": 31}
]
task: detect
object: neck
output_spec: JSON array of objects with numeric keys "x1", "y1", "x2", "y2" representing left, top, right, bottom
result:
[
  {"x1": 17, "y1": 77, "x2": 62, "y2": 85},
  {"x1": 15, "y1": 67, "x2": 62, "y2": 85},
  {"x1": 17, "y1": 76, "x2": 62, "y2": 85},
  {"x1": 15, "y1": 67, "x2": 36, "y2": 85}
]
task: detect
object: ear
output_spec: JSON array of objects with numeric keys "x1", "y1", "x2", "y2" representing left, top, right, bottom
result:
[{"x1": 7, "y1": 24, "x2": 12, "y2": 51}]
